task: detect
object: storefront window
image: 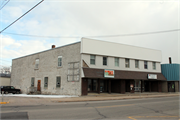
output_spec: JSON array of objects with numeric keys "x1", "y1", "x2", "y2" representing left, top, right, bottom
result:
[
  {"x1": 134, "y1": 80, "x2": 144, "y2": 92},
  {"x1": 93, "y1": 80, "x2": 97, "y2": 91},
  {"x1": 88, "y1": 79, "x2": 92, "y2": 91},
  {"x1": 88, "y1": 79, "x2": 98, "y2": 92}
]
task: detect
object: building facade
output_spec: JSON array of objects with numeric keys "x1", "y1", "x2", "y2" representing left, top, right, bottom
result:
[
  {"x1": 11, "y1": 42, "x2": 82, "y2": 95},
  {"x1": 11, "y1": 38, "x2": 166, "y2": 96},
  {"x1": 0, "y1": 73, "x2": 11, "y2": 86},
  {"x1": 161, "y1": 63, "x2": 180, "y2": 92}
]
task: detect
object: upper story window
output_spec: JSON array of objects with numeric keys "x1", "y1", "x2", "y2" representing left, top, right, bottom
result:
[
  {"x1": 58, "y1": 56, "x2": 62, "y2": 67},
  {"x1": 90, "y1": 55, "x2": 96, "y2": 65},
  {"x1": 56, "y1": 76, "x2": 61, "y2": 88},
  {"x1": 135, "y1": 60, "x2": 139, "y2": 68},
  {"x1": 31, "y1": 77, "x2": 35, "y2": 87},
  {"x1": 144, "y1": 61, "x2": 148, "y2": 69},
  {"x1": 44, "y1": 77, "x2": 48, "y2": 88},
  {"x1": 125, "y1": 58, "x2": 130, "y2": 68},
  {"x1": 35, "y1": 59, "x2": 39, "y2": 68},
  {"x1": 103, "y1": 57, "x2": 107, "y2": 66},
  {"x1": 115, "y1": 58, "x2": 119, "y2": 67},
  {"x1": 152, "y1": 62, "x2": 156, "y2": 70}
]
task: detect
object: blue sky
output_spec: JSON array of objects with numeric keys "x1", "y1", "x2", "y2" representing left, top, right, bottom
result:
[{"x1": 0, "y1": 0, "x2": 179, "y2": 67}]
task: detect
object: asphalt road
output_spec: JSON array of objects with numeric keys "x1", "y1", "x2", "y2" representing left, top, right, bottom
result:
[{"x1": 0, "y1": 96, "x2": 179, "y2": 120}]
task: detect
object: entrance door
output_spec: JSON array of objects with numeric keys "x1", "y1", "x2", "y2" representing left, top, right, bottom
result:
[
  {"x1": 37, "y1": 80, "x2": 41, "y2": 91},
  {"x1": 144, "y1": 81, "x2": 149, "y2": 92},
  {"x1": 82, "y1": 79, "x2": 88, "y2": 95},
  {"x1": 168, "y1": 82, "x2": 175, "y2": 92},
  {"x1": 88, "y1": 79, "x2": 98, "y2": 92},
  {"x1": 100, "y1": 80, "x2": 108, "y2": 92}
]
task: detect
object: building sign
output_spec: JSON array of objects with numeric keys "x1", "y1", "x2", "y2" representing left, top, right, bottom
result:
[
  {"x1": 148, "y1": 74, "x2": 157, "y2": 79},
  {"x1": 104, "y1": 69, "x2": 114, "y2": 78}
]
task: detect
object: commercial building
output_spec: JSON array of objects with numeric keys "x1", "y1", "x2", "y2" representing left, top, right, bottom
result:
[
  {"x1": 11, "y1": 38, "x2": 166, "y2": 96},
  {"x1": 161, "y1": 58, "x2": 180, "y2": 92},
  {"x1": 0, "y1": 73, "x2": 11, "y2": 86}
]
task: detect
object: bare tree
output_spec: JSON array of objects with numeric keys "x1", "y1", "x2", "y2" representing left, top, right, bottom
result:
[{"x1": 0, "y1": 66, "x2": 11, "y2": 74}]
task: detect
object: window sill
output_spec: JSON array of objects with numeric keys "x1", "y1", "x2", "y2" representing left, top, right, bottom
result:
[
  {"x1": 34, "y1": 68, "x2": 39, "y2": 70},
  {"x1": 57, "y1": 66, "x2": 62, "y2": 69}
]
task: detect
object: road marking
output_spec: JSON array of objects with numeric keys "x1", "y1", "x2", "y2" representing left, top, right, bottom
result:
[
  {"x1": 128, "y1": 116, "x2": 137, "y2": 120},
  {"x1": 96, "y1": 104, "x2": 134, "y2": 108}
]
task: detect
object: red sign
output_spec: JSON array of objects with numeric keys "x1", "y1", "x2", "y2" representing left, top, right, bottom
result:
[{"x1": 104, "y1": 69, "x2": 114, "y2": 78}]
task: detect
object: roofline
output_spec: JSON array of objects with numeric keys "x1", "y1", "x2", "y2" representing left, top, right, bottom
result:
[
  {"x1": 161, "y1": 63, "x2": 180, "y2": 65},
  {"x1": 13, "y1": 41, "x2": 81, "y2": 60},
  {"x1": 82, "y1": 37, "x2": 162, "y2": 52}
]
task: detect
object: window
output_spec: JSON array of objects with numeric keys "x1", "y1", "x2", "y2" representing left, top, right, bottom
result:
[
  {"x1": 67, "y1": 62, "x2": 80, "y2": 82},
  {"x1": 135, "y1": 60, "x2": 139, "y2": 68},
  {"x1": 90, "y1": 55, "x2": 96, "y2": 65},
  {"x1": 56, "y1": 77, "x2": 61, "y2": 88},
  {"x1": 58, "y1": 56, "x2": 62, "y2": 67},
  {"x1": 11, "y1": 86, "x2": 15, "y2": 89},
  {"x1": 31, "y1": 77, "x2": 35, "y2": 87},
  {"x1": 125, "y1": 59, "x2": 130, "y2": 68},
  {"x1": 144, "y1": 61, "x2": 148, "y2": 69},
  {"x1": 152, "y1": 62, "x2": 156, "y2": 70},
  {"x1": 103, "y1": 57, "x2": 107, "y2": 66},
  {"x1": 35, "y1": 59, "x2": 39, "y2": 68},
  {"x1": 44, "y1": 77, "x2": 48, "y2": 88},
  {"x1": 115, "y1": 58, "x2": 119, "y2": 67}
]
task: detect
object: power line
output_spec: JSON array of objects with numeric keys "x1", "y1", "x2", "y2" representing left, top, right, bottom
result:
[
  {"x1": 0, "y1": 0, "x2": 10, "y2": 10},
  {"x1": 3, "y1": 29, "x2": 180, "y2": 38},
  {"x1": 0, "y1": 0, "x2": 6, "y2": 7},
  {"x1": 0, "y1": 59, "x2": 11, "y2": 62},
  {"x1": 3, "y1": 32, "x2": 80, "y2": 38},
  {"x1": 0, "y1": 0, "x2": 44, "y2": 34}
]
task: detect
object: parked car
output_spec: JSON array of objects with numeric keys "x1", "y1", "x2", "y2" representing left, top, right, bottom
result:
[{"x1": 0, "y1": 86, "x2": 21, "y2": 94}]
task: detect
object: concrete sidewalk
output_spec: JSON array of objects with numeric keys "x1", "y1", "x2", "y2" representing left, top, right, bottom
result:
[
  {"x1": 55, "y1": 92, "x2": 180, "y2": 102},
  {"x1": 0, "y1": 92, "x2": 179, "y2": 106}
]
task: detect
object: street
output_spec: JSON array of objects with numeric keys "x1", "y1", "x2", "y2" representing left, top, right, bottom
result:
[{"x1": 0, "y1": 96, "x2": 179, "y2": 120}]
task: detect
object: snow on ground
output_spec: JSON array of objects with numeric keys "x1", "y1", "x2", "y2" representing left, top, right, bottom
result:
[{"x1": 0, "y1": 94, "x2": 78, "y2": 98}]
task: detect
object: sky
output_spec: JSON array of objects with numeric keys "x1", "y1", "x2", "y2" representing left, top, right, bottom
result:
[{"x1": 0, "y1": 0, "x2": 179, "y2": 68}]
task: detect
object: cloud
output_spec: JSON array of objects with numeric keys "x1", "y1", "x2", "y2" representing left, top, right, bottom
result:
[{"x1": 0, "y1": 1, "x2": 179, "y2": 64}]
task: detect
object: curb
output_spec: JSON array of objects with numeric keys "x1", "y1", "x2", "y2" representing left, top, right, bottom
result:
[
  {"x1": 57, "y1": 94, "x2": 179, "y2": 102},
  {"x1": 0, "y1": 102, "x2": 9, "y2": 104}
]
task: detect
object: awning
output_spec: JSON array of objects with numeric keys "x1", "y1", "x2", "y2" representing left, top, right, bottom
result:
[{"x1": 83, "y1": 68, "x2": 167, "y2": 80}]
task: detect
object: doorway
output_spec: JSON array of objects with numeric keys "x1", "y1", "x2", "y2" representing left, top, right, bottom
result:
[
  {"x1": 37, "y1": 80, "x2": 41, "y2": 91},
  {"x1": 144, "y1": 81, "x2": 149, "y2": 92},
  {"x1": 100, "y1": 80, "x2": 108, "y2": 92},
  {"x1": 88, "y1": 79, "x2": 98, "y2": 92},
  {"x1": 168, "y1": 81, "x2": 175, "y2": 92}
]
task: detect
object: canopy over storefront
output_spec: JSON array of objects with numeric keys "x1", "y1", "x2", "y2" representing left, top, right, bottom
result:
[{"x1": 83, "y1": 68, "x2": 167, "y2": 80}]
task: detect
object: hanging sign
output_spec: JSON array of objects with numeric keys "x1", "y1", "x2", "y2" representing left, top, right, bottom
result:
[
  {"x1": 148, "y1": 74, "x2": 157, "y2": 79},
  {"x1": 104, "y1": 69, "x2": 114, "y2": 78}
]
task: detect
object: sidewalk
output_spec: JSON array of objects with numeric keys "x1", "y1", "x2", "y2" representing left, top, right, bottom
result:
[
  {"x1": 0, "y1": 92, "x2": 179, "y2": 105},
  {"x1": 54, "y1": 92, "x2": 180, "y2": 102}
]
